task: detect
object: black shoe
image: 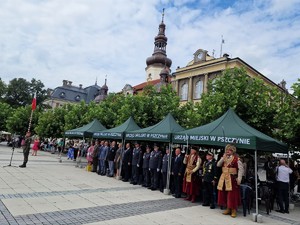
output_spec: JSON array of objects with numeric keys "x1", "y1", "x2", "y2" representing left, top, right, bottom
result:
[
  {"x1": 210, "y1": 205, "x2": 215, "y2": 209},
  {"x1": 276, "y1": 210, "x2": 285, "y2": 214},
  {"x1": 202, "y1": 204, "x2": 209, "y2": 207},
  {"x1": 175, "y1": 195, "x2": 181, "y2": 198},
  {"x1": 19, "y1": 164, "x2": 26, "y2": 168},
  {"x1": 132, "y1": 182, "x2": 137, "y2": 185},
  {"x1": 147, "y1": 187, "x2": 153, "y2": 189},
  {"x1": 122, "y1": 179, "x2": 128, "y2": 182},
  {"x1": 151, "y1": 188, "x2": 157, "y2": 191},
  {"x1": 284, "y1": 210, "x2": 289, "y2": 214}
]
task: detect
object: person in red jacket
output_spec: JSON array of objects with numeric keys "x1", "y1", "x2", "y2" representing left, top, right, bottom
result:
[
  {"x1": 217, "y1": 144, "x2": 244, "y2": 218},
  {"x1": 182, "y1": 146, "x2": 201, "y2": 203}
]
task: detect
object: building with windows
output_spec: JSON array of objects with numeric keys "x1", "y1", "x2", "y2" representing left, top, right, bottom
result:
[
  {"x1": 172, "y1": 49, "x2": 288, "y2": 103},
  {"x1": 44, "y1": 79, "x2": 108, "y2": 108}
]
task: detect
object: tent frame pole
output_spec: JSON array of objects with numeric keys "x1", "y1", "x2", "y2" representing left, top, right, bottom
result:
[
  {"x1": 164, "y1": 142, "x2": 172, "y2": 195},
  {"x1": 118, "y1": 138, "x2": 125, "y2": 180},
  {"x1": 254, "y1": 149, "x2": 259, "y2": 222}
]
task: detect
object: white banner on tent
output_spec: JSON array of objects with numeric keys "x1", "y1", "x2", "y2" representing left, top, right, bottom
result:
[{"x1": 173, "y1": 134, "x2": 251, "y2": 145}]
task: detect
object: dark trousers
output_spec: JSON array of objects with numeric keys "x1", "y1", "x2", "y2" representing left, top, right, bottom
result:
[
  {"x1": 277, "y1": 181, "x2": 289, "y2": 212},
  {"x1": 73, "y1": 148, "x2": 78, "y2": 160},
  {"x1": 122, "y1": 163, "x2": 131, "y2": 181},
  {"x1": 92, "y1": 157, "x2": 98, "y2": 172},
  {"x1": 23, "y1": 150, "x2": 29, "y2": 165},
  {"x1": 161, "y1": 172, "x2": 167, "y2": 190},
  {"x1": 202, "y1": 181, "x2": 215, "y2": 206},
  {"x1": 131, "y1": 165, "x2": 139, "y2": 183},
  {"x1": 150, "y1": 169, "x2": 159, "y2": 189},
  {"x1": 173, "y1": 174, "x2": 183, "y2": 197},
  {"x1": 143, "y1": 168, "x2": 151, "y2": 187}
]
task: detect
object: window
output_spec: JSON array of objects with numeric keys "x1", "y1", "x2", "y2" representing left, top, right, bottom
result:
[
  {"x1": 180, "y1": 83, "x2": 188, "y2": 101},
  {"x1": 75, "y1": 95, "x2": 81, "y2": 101},
  {"x1": 59, "y1": 92, "x2": 65, "y2": 98},
  {"x1": 194, "y1": 80, "x2": 203, "y2": 99}
]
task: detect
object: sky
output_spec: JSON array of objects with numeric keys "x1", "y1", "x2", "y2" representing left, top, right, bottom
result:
[{"x1": 0, "y1": 0, "x2": 300, "y2": 93}]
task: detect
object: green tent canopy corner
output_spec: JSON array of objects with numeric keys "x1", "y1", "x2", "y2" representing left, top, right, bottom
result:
[
  {"x1": 173, "y1": 108, "x2": 288, "y2": 153},
  {"x1": 93, "y1": 116, "x2": 141, "y2": 139},
  {"x1": 125, "y1": 113, "x2": 185, "y2": 142},
  {"x1": 65, "y1": 119, "x2": 106, "y2": 138}
]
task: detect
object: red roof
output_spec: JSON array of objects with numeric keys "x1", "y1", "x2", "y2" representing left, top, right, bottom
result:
[{"x1": 133, "y1": 79, "x2": 161, "y2": 91}]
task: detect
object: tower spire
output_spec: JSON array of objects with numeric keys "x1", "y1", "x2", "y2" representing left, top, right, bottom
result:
[
  {"x1": 95, "y1": 77, "x2": 98, "y2": 85},
  {"x1": 161, "y1": 8, "x2": 165, "y2": 23}
]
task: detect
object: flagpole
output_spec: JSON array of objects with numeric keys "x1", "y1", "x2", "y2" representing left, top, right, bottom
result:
[
  {"x1": 28, "y1": 92, "x2": 37, "y2": 132},
  {"x1": 28, "y1": 109, "x2": 34, "y2": 132}
]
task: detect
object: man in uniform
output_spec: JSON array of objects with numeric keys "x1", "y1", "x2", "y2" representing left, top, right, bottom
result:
[
  {"x1": 149, "y1": 144, "x2": 162, "y2": 191},
  {"x1": 161, "y1": 147, "x2": 171, "y2": 192},
  {"x1": 183, "y1": 146, "x2": 201, "y2": 203},
  {"x1": 19, "y1": 132, "x2": 31, "y2": 168},
  {"x1": 172, "y1": 147, "x2": 184, "y2": 198},
  {"x1": 122, "y1": 143, "x2": 132, "y2": 182},
  {"x1": 131, "y1": 142, "x2": 143, "y2": 185},
  {"x1": 202, "y1": 152, "x2": 217, "y2": 209},
  {"x1": 217, "y1": 144, "x2": 244, "y2": 218},
  {"x1": 142, "y1": 145, "x2": 151, "y2": 187}
]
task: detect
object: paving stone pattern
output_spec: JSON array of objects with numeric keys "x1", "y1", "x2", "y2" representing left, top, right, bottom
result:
[
  {"x1": 0, "y1": 198, "x2": 193, "y2": 225},
  {"x1": 0, "y1": 186, "x2": 140, "y2": 200}
]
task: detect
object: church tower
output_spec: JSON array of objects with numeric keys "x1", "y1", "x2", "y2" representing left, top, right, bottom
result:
[{"x1": 145, "y1": 9, "x2": 172, "y2": 81}]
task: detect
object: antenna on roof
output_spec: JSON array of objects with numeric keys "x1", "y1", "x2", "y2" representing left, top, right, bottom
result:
[
  {"x1": 95, "y1": 77, "x2": 98, "y2": 85},
  {"x1": 105, "y1": 75, "x2": 107, "y2": 85},
  {"x1": 220, "y1": 35, "x2": 225, "y2": 57},
  {"x1": 161, "y1": 8, "x2": 165, "y2": 23},
  {"x1": 212, "y1": 49, "x2": 215, "y2": 58}
]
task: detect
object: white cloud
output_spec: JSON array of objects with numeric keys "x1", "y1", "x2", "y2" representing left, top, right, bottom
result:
[{"x1": 0, "y1": 0, "x2": 299, "y2": 93}]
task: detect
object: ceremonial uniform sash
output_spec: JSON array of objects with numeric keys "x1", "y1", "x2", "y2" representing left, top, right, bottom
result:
[{"x1": 217, "y1": 156, "x2": 238, "y2": 191}]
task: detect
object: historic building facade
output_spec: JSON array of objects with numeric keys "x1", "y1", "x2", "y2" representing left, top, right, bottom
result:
[
  {"x1": 172, "y1": 49, "x2": 288, "y2": 103},
  {"x1": 44, "y1": 79, "x2": 108, "y2": 108},
  {"x1": 122, "y1": 10, "x2": 172, "y2": 95}
]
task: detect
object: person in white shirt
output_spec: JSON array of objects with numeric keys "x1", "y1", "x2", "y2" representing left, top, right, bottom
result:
[{"x1": 276, "y1": 159, "x2": 293, "y2": 214}]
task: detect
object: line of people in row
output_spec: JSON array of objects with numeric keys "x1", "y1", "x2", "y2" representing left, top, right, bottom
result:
[{"x1": 79, "y1": 140, "x2": 247, "y2": 218}]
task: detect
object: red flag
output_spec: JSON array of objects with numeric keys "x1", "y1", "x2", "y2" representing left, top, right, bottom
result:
[{"x1": 31, "y1": 93, "x2": 37, "y2": 111}]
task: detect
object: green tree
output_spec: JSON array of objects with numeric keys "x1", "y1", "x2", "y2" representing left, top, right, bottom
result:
[
  {"x1": 35, "y1": 106, "x2": 67, "y2": 138},
  {"x1": 6, "y1": 106, "x2": 40, "y2": 135},
  {"x1": 29, "y1": 78, "x2": 48, "y2": 104},
  {"x1": 0, "y1": 78, "x2": 7, "y2": 101},
  {"x1": 4, "y1": 78, "x2": 48, "y2": 108},
  {"x1": 0, "y1": 102, "x2": 14, "y2": 131},
  {"x1": 5, "y1": 78, "x2": 31, "y2": 107},
  {"x1": 195, "y1": 67, "x2": 280, "y2": 136},
  {"x1": 273, "y1": 80, "x2": 300, "y2": 148}
]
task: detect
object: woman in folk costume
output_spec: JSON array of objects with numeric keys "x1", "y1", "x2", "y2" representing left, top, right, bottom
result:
[
  {"x1": 183, "y1": 146, "x2": 202, "y2": 203},
  {"x1": 217, "y1": 144, "x2": 244, "y2": 218}
]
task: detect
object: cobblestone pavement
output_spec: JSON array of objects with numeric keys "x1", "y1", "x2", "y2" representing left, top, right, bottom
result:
[{"x1": 0, "y1": 143, "x2": 299, "y2": 225}]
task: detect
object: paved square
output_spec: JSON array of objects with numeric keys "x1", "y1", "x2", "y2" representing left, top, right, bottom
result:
[{"x1": 0, "y1": 144, "x2": 299, "y2": 225}]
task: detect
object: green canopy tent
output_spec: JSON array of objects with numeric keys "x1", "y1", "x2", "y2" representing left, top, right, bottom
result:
[
  {"x1": 173, "y1": 108, "x2": 288, "y2": 221},
  {"x1": 125, "y1": 113, "x2": 185, "y2": 194},
  {"x1": 92, "y1": 116, "x2": 140, "y2": 179},
  {"x1": 125, "y1": 113, "x2": 185, "y2": 142},
  {"x1": 93, "y1": 116, "x2": 140, "y2": 140},
  {"x1": 173, "y1": 108, "x2": 287, "y2": 153},
  {"x1": 65, "y1": 119, "x2": 106, "y2": 138}
]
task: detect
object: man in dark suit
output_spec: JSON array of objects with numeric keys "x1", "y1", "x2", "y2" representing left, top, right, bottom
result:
[
  {"x1": 122, "y1": 143, "x2": 132, "y2": 182},
  {"x1": 172, "y1": 147, "x2": 184, "y2": 198},
  {"x1": 202, "y1": 152, "x2": 217, "y2": 209},
  {"x1": 131, "y1": 142, "x2": 143, "y2": 185}
]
